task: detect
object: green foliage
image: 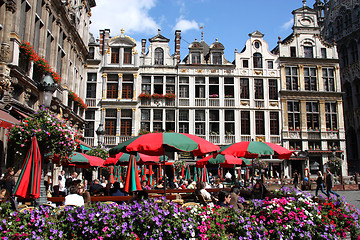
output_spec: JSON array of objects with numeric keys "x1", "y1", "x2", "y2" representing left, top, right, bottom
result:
[{"x1": 86, "y1": 145, "x2": 108, "y2": 160}]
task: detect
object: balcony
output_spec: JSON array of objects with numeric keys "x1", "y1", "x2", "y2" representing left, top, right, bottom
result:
[
  {"x1": 288, "y1": 130, "x2": 301, "y2": 139},
  {"x1": 164, "y1": 99, "x2": 175, "y2": 107},
  {"x1": 209, "y1": 135, "x2": 220, "y2": 144},
  {"x1": 324, "y1": 130, "x2": 339, "y2": 139},
  {"x1": 179, "y1": 99, "x2": 189, "y2": 106},
  {"x1": 141, "y1": 98, "x2": 151, "y2": 106},
  {"x1": 209, "y1": 98, "x2": 219, "y2": 107},
  {"x1": 85, "y1": 98, "x2": 97, "y2": 108},
  {"x1": 241, "y1": 135, "x2": 251, "y2": 142},
  {"x1": 195, "y1": 98, "x2": 206, "y2": 106},
  {"x1": 84, "y1": 137, "x2": 95, "y2": 147},
  {"x1": 224, "y1": 135, "x2": 235, "y2": 144},
  {"x1": 308, "y1": 130, "x2": 321, "y2": 139},
  {"x1": 270, "y1": 136, "x2": 280, "y2": 144},
  {"x1": 104, "y1": 135, "x2": 132, "y2": 147},
  {"x1": 255, "y1": 100, "x2": 264, "y2": 108},
  {"x1": 224, "y1": 98, "x2": 235, "y2": 107}
]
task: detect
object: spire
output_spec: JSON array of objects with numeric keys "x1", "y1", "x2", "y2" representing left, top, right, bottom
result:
[
  {"x1": 158, "y1": 29, "x2": 161, "y2": 35},
  {"x1": 302, "y1": 0, "x2": 306, "y2": 7},
  {"x1": 200, "y1": 26, "x2": 204, "y2": 41},
  {"x1": 121, "y1": 28, "x2": 124, "y2": 37}
]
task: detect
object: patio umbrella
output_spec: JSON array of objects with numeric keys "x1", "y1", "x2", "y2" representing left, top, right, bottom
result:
[
  {"x1": 124, "y1": 155, "x2": 142, "y2": 192},
  {"x1": 185, "y1": 165, "x2": 191, "y2": 180},
  {"x1": 201, "y1": 166, "x2": 209, "y2": 183},
  {"x1": 104, "y1": 152, "x2": 164, "y2": 166},
  {"x1": 147, "y1": 165, "x2": 154, "y2": 186},
  {"x1": 196, "y1": 153, "x2": 243, "y2": 167},
  {"x1": 221, "y1": 141, "x2": 293, "y2": 159},
  {"x1": 66, "y1": 152, "x2": 105, "y2": 168},
  {"x1": 13, "y1": 136, "x2": 41, "y2": 199},
  {"x1": 109, "y1": 166, "x2": 115, "y2": 184}
]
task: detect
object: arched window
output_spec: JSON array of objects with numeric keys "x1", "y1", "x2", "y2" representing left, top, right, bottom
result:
[
  {"x1": 336, "y1": 16, "x2": 343, "y2": 33},
  {"x1": 350, "y1": 40, "x2": 359, "y2": 64},
  {"x1": 253, "y1": 53, "x2": 262, "y2": 68},
  {"x1": 154, "y1": 47, "x2": 164, "y2": 65},
  {"x1": 344, "y1": 10, "x2": 352, "y2": 28},
  {"x1": 340, "y1": 46, "x2": 348, "y2": 67},
  {"x1": 303, "y1": 42, "x2": 314, "y2": 58}
]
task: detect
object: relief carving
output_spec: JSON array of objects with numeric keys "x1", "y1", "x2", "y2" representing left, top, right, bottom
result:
[{"x1": 0, "y1": 43, "x2": 10, "y2": 63}]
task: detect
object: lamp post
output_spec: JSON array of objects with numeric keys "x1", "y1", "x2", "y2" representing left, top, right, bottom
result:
[
  {"x1": 96, "y1": 123, "x2": 105, "y2": 146},
  {"x1": 37, "y1": 73, "x2": 57, "y2": 206}
]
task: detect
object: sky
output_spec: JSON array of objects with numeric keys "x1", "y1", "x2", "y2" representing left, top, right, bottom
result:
[{"x1": 89, "y1": 0, "x2": 317, "y2": 62}]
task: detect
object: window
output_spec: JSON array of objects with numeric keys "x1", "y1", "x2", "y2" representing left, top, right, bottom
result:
[
  {"x1": 288, "y1": 101, "x2": 300, "y2": 130},
  {"x1": 306, "y1": 102, "x2": 319, "y2": 130},
  {"x1": 120, "y1": 109, "x2": 132, "y2": 136},
  {"x1": 224, "y1": 77, "x2": 234, "y2": 98},
  {"x1": 107, "y1": 83, "x2": 118, "y2": 98},
  {"x1": 105, "y1": 109, "x2": 117, "y2": 135},
  {"x1": 141, "y1": 109, "x2": 150, "y2": 132},
  {"x1": 253, "y1": 53, "x2": 262, "y2": 68},
  {"x1": 209, "y1": 110, "x2": 219, "y2": 134},
  {"x1": 154, "y1": 47, "x2": 164, "y2": 65},
  {"x1": 192, "y1": 52, "x2": 201, "y2": 64},
  {"x1": 141, "y1": 76, "x2": 151, "y2": 94},
  {"x1": 122, "y1": 74, "x2": 133, "y2": 99},
  {"x1": 304, "y1": 67, "x2": 317, "y2": 91},
  {"x1": 84, "y1": 121, "x2": 94, "y2": 137},
  {"x1": 285, "y1": 66, "x2": 298, "y2": 90},
  {"x1": 290, "y1": 47, "x2": 296, "y2": 57},
  {"x1": 323, "y1": 67, "x2": 335, "y2": 92},
  {"x1": 225, "y1": 110, "x2": 235, "y2": 135},
  {"x1": 350, "y1": 41, "x2": 359, "y2": 63},
  {"x1": 178, "y1": 123, "x2": 189, "y2": 133},
  {"x1": 19, "y1": 0, "x2": 29, "y2": 41},
  {"x1": 179, "y1": 77, "x2": 189, "y2": 98},
  {"x1": 340, "y1": 46, "x2": 348, "y2": 67},
  {"x1": 213, "y1": 52, "x2": 222, "y2": 65},
  {"x1": 254, "y1": 79, "x2": 263, "y2": 99},
  {"x1": 270, "y1": 112, "x2": 279, "y2": 135},
  {"x1": 209, "y1": 77, "x2": 219, "y2": 98},
  {"x1": 154, "y1": 76, "x2": 163, "y2": 94},
  {"x1": 255, "y1": 111, "x2": 265, "y2": 135},
  {"x1": 195, "y1": 110, "x2": 205, "y2": 136},
  {"x1": 336, "y1": 16, "x2": 343, "y2": 33},
  {"x1": 89, "y1": 47, "x2": 95, "y2": 59},
  {"x1": 166, "y1": 110, "x2": 175, "y2": 131},
  {"x1": 195, "y1": 77, "x2": 205, "y2": 98},
  {"x1": 254, "y1": 41, "x2": 260, "y2": 49},
  {"x1": 123, "y1": 48, "x2": 132, "y2": 64},
  {"x1": 179, "y1": 110, "x2": 189, "y2": 121},
  {"x1": 153, "y1": 109, "x2": 163, "y2": 132},
  {"x1": 88, "y1": 73, "x2": 97, "y2": 82},
  {"x1": 241, "y1": 111, "x2": 250, "y2": 135},
  {"x1": 209, "y1": 110, "x2": 219, "y2": 121},
  {"x1": 325, "y1": 102, "x2": 337, "y2": 130},
  {"x1": 166, "y1": 76, "x2": 175, "y2": 94},
  {"x1": 321, "y1": 48, "x2": 327, "y2": 58},
  {"x1": 243, "y1": 60, "x2": 249, "y2": 68},
  {"x1": 267, "y1": 61, "x2": 273, "y2": 69},
  {"x1": 269, "y1": 79, "x2": 278, "y2": 100},
  {"x1": 33, "y1": 16, "x2": 43, "y2": 53},
  {"x1": 179, "y1": 109, "x2": 189, "y2": 133},
  {"x1": 240, "y1": 78, "x2": 249, "y2": 99},
  {"x1": 86, "y1": 83, "x2": 96, "y2": 98},
  {"x1": 111, "y1": 47, "x2": 119, "y2": 63},
  {"x1": 304, "y1": 46, "x2": 313, "y2": 58}
]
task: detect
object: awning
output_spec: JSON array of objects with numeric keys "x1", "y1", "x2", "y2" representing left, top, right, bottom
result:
[
  {"x1": 289, "y1": 157, "x2": 307, "y2": 161},
  {"x1": 0, "y1": 109, "x2": 19, "y2": 128},
  {"x1": 262, "y1": 159, "x2": 284, "y2": 163},
  {"x1": 78, "y1": 139, "x2": 92, "y2": 150}
]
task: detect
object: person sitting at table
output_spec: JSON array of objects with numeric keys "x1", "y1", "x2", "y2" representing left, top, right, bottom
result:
[
  {"x1": 78, "y1": 183, "x2": 91, "y2": 207},
  {"x1": 187, "y1": 181, "x2": 196, "y2": 189},
  {"x1": 195, "y1": 182, "x2": 212, "y2": 201},
  {"x1": 89, "y1": 179, "x2": 103, "y2": 196},
  {"x1": 128, "y1": 190, "x2": 148, "y2": 204},
  {"x1": 252, "y1": 179, "x2": 267, "y2": 199},
  {"x1": 110, "y1": 182, "x2": 127, "y2": 196},
  {"x1": 229, "y1": 187, "x2": 244, "y2": 210},
  {"x1": 142, "y1": 180, "x2": 151, "y2": 190},
  {"x1": 180, "y1": 180, "x2": 188, "y2": 189},
  {"x1": 213, "y1": 178, "x2": 224, "y2": 188},
  {"x1": 216, "y1": 189, "x2": 231, "y2": 208},
  {"x1": 65, "y1": 186, "x2": 84, "y2": 207},
  {"x1": 155, "y1": 180, "x2": 164, "y2": 189},
  {"x1": 0, "y1": 189, "x2": 17, "y2": 210}
]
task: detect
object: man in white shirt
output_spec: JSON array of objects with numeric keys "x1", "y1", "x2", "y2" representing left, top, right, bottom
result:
[
  {"x1": 225, "y1": 171, "x2": 232, "y2": 182},
  {"x1": 65, "y1": 186, "x2": 84, "y2": 206},
  {"x1": 58, "y1": 170, "x2": 66, "y2": 195}
]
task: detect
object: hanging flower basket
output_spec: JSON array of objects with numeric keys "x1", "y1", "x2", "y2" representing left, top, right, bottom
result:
[
  {"x1": 138, "y1": 93, "x2": 151, "y2": 99},
  {"x1": 164, "y1": 92, "x2": 176, "y2": 100},
  {"x1": 152, "y1": 93, "x2": 164, "y2": 99}
]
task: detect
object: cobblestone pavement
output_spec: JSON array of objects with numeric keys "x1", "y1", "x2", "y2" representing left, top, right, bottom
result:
[{"x1": 305, "y1": 190, "x2": 360, "y2": 210}]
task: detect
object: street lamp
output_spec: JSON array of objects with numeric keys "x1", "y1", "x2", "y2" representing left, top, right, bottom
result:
[
  {"x1": 37, "y1": 73, "x2": 57, "y2": 206},
  {"x1": 96, "y1": 123, "x2": 106, "y2": 146}
]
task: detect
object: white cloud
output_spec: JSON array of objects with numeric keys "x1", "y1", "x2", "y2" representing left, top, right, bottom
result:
[
  {"x1": 173, "y1": 16, "x2": 199, "y2": 33},
  {"x1": 281, "y1": 18, "x2": 294, "y2": 30},
  {"x1": 90, "y1": 0, "x2": 159, "y2": 37}
]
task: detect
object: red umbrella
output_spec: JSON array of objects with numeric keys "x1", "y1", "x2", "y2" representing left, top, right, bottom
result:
[
  {"x1": 104, "y1": 152, "x2": 162, "y2": 166},
  {"x1": 147, "y1": 165, "x2": 154, "y2": 186},
  {"x1": 65, "y1": 152, "x2": 105, "y2": 168},
  {"x1": 13, "y1": 137, "x2": 41, "y2": 199},
  {"x1": 221, "y1": 141, "x2": 293, "y2": 159},
  {"x1": 124, "y1": 155, "x2": 142, "y2": 192},
  {"x1": 196, "y1": 154, "x2": 242, "y2": 168}
]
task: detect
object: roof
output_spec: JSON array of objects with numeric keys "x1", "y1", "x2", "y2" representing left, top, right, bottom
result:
[{"x1": 149, "y1": 29, "x2": 170, "y2": 43}]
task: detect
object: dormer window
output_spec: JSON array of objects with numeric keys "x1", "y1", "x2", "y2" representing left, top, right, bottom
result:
[
  {"x1": 111, "y1": 47, "x2": 119, "y2": 63},
  {"x1": 253, "y1": 53, "x2": 262, "y2": 68},
  {"x1": 123, "y1": 48, "x2": 132, "y2": 64},
  {"x1": 213, "y1": 52, "x2": 222, "y2": 65},
  {"x1": 89, "y1": 47, "x2": 94, "y2": 59},
  {"x1": 154, "y1": 47, "x2": 164, "y2": 65},
  {"x1": 192, "y1": 52, "x2": 201, "y2": 64},
  {"x1": 304, "y1": 45, "x2": 313, "y2": 58}
]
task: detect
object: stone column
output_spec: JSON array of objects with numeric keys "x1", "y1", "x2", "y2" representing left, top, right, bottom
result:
[
  {"x1": 102, "y1": 73, "x2": 107, "y2": 99},
  {"x1": 132, "y1": 108, "x2": 136, "y2": 136},
  {"x1": 133, "y1": 73, "x2": 137, "y2": 100},
  {"x1": 117, "y1": 73, "x2": 122, "y2": 100},
  {"x1": 298, "y1": 65, "x2": 304, "y2": 91},
  {"x1": 116, "y1": 108, "x2": 121, "y2": 138},
  {"x1": 317, "y1": 66, "x2": 323, "y2": 91}
]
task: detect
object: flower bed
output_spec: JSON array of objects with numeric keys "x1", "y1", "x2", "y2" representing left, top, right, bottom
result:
[{"x1": 0, "y1": 188, "x2": 359, "y2": 239}]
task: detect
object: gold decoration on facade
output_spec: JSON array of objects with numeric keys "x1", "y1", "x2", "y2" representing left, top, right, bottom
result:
[
  {"x1": 121, "y1": 28, "x2": 124, "y2": 37},
  {"x1": 269, "y1": 101, "x2": 279, "y2": 107},
  {"x1": 196, "y1": 69, "x2": 203, "y2": 73},
  {"x1": 256, "y1": 136, "x2": 265, "y2": 142},
  {"x1": 101, "y1": 108, "x2": 105, "y2": 111},
  {"x1": 133, "y1": 73, "x2": 138, "y2": 78},
  {"x1": 254, "y1": 70, "x2": 263, "y2": 75},
  {"x1": 106, "y1": 48, "x2": 110, "y2": 54},
  {"x1": 211, "y1": 69, "x2": 217, "y2": 73},
  {"x1": 118, "y1": 73, "x2": 123, "y2": 78},
  {"x1": 240, "y1": 101, "x2": 250, "y2": 106},
  {"x1": 9, "y1": 32, "x2": 20, "y2": 43},
  {"x1": 132, "y1": 108, "x2": 136, "y2": 112},
  {"x1": 102, "y1": 73, "x2": 108, "y2": 78},
  {"x1": 117, "y1": 108, "x2": 121, "y2": 111},
  {"x1": 102, "y1": 90, "x2": 106, "y2": 99},
  {"x1": 181, "y1": 69, "x2": 188, "y2": 73},
  {"x1": 298, "y1": 64, "x2": 304, "y2": 69}
]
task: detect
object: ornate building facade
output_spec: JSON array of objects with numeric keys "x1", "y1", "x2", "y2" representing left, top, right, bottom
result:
[
  {"x1": 0, "y1": 0, "x2": 96, "y2": 171},
  {"x1": 273, "y1": 2, "x2": 347, "y2": 177},
  {"x1": 315, "y1": 0, "x2": 360, "y2": 173}
]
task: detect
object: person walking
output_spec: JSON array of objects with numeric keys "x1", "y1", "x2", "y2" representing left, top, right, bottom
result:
[
  {"x1": 315, "y1": 171, "x2": 327, "y2": 196},
  {"x1": 293, "y1": 171, "x2": 299, "y2": 189},
  {"x1": 325, "y1": 168, "x2": 340, "y2": 198}
]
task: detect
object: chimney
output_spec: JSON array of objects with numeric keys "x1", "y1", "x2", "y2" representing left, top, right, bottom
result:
[
  {"x1": 175, "y1": 30, "x2": 181, "y2": 63},
  {"x1": 99, "y1": 29, "x2": 105, "y2": 55},
  {"x1": 141, "y1": 39, "x2": 146, "y2": 55},
  {"x1": 99, "y1": 29, "x2": 110, "y2": 55}
]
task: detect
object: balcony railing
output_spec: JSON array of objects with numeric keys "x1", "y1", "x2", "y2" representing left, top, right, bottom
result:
[
  {"x1": 104, "y1": 135, "x2": 132, "y2": 146},
  {"x1": 255, "y1": 100, "x2": 264, "y2": 108},
  {"x1": 224, "y1": 135, "x2": 235, "y2": 144},
  {"x1": 209, "y1": 135, "x2": 220, "y2": 144},
  {"x1": 209, "y1": 99, "x2": 219, "y2": 107},
  {"x1": 224, "y1": 98, "x2": 235, "y2": 107},
  {"x1": 179, "y1": 99, "x2": 189, "y2": 106},
  {"x1": 85, "y1": 98, "x2": 97, "y2": 107},
  {"x1": 195, "y1": 98, "x2": 206, "y2": 106},
  {"x1": 141, "y1": 98, "x2": 151, "y2": 106},
  {"x1": 84, "y1": 137, "x2": 95, "y2": 147},
  {"x1": 325, "y1": 131, "x2": 339, "y2": 139},
  {"x1": 270, "y1": 136, "x2": 280, "y2": 144},
  {"x1": 308, "y1": 131, "x2": 321, "y2": 139},
  {"x1": 165, "y1": 99, "x2": 175, "y2": 106},
  {"x1": 241, "y1": 135, "x2": 251, "y2": 141}
]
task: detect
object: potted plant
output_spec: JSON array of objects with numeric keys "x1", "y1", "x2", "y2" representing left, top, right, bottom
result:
[
  {"x1": 209, "y1": 93, "x2": 219, "y2": 98},
  {"x1": 151, "y1": 93, "x2": 164, "y2": 99},
  {"x1": 225, "y1": 94, "x2": 233, "y2": 98},
  {"x1": 138, "y1": 92, "x2": 151, "y2": 99},
  {"x1": 164, "y1": 92, "x2": 176, "y2": 100}
]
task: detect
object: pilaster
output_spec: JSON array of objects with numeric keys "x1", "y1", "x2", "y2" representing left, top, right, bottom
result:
[{"x1": 117, "y1": 73, "x2": 122, "y2": 100}]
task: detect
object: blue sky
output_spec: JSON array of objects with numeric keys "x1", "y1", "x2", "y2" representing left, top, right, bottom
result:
[{"x1": 90, "y1": 0, "x2": 317, "y2": 61}]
